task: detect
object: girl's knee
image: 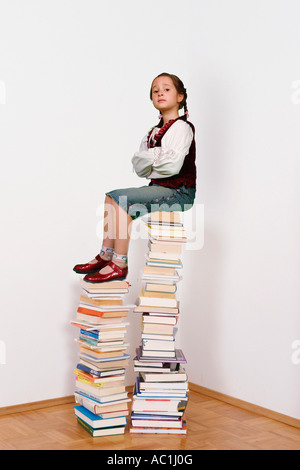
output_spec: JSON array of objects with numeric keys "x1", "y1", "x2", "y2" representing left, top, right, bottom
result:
[{"x1": 105, "y1": 194, "x2": 113, "y2": 203}]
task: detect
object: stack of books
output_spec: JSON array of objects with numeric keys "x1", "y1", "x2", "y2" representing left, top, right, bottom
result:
[
  {"x1": 130, "y1": 212, "x2": 189, "y2": 435},
  {"x1": 71, "y1": 278, "x2": 133, "y2": 437}
]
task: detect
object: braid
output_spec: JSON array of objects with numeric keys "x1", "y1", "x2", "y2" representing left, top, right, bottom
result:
[
  {"x1": 179, "y1": 82, "x2": 188, "y2": 120},
  {"x1": 183, "y1": 102, "x2": 189, "y2": 120},
  {"x1": 158, "y1": 115, "x2": 164, "y2": 127}
]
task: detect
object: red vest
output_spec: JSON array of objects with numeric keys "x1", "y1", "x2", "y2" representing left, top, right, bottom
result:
[{"x1": 147, "y1": 116, "x2": 196, "y2": 189}]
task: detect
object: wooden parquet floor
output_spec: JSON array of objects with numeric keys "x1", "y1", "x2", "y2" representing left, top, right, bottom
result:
[{"x1": 1, "y1": 390, "x2": 300, "y2": 450}]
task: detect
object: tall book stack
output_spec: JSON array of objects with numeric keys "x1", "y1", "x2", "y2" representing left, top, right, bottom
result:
[
  {"x1": 71, "y1": 278, "x2": 133, "y2": 437},
  {"x1": 130, "y1": 212, "x2": 189, "y2": 435}
]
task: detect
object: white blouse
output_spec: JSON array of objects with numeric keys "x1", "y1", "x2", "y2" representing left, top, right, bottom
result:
[{"x1": 132, "y1": 120, "x2": 193, "y2": 179}]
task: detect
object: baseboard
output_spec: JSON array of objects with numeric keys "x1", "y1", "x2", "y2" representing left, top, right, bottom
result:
[
  {"x1": 0, "y1": 387, "x2": 133, "y2": 417},
  {"x1": 0, "y1": 396, "x2": 75, "y2": 416},
  {"x1": 189, "y1": 382, "x2": 300, "y2": 429},
  {"x1": 1, "y1": 384, "x2": 299, "y2": 430}
]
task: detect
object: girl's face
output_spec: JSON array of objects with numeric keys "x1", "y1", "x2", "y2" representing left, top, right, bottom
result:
[{"x1": 151, "y1": 76, "x2": 184, "y2": 116}]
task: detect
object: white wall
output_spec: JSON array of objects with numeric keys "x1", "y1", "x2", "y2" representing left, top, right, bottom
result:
[
  {"x1": 0, "y1": 0, "x2": 189, "y2": 407},
  {"x1": 180, "y1": 0, "x2": 300, "y2": 419},
  {"x1": 0, "y1": 0, "x2": 300, "y2": 421}
]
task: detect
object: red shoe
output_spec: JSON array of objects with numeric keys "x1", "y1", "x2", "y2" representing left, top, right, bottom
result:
[
  {"x1": 84, "y1": 261, "x2": 128, "y2": 283},
  {"x1": 73, "y1": 254, "x2": 111, "y2": 274}
]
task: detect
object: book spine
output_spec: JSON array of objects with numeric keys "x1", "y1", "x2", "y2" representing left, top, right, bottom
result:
[
  {"x1": 72, "y1": 271, "x2": 132, "y2": 436},
  {"x1": 131, "y1": 212, "x2": 189, "y2": 434}
]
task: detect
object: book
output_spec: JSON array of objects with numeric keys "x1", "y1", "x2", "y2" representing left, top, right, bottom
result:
[
  {"x1": 133, "y1": 377, "x2": 188, "y2": 398},
  {"x1": 143, "y1": 265, "x2": 176, "y2": 277},
  {"x1": 79, "y1": 351, "x2": 130, "y2": 364},
  {"x1": 136, "y1": 347, "x2": 187, "y2": 364},
  {"x1": 72, "y1": 317, "x2": 124, "y2": 327},
  {"x1": 140, "y1": 367, "x2": 187, "y2": 383},
  {"x1": 144, "y1": 282, "x2": 177, "y2": 294},
  {"x1": 74, "y1": 405, "x2": 127, "y2": 429},
  {"x1": 142, "y1": 324, "x2": 174, "y2": 336},
  {"x1": 147, "y1": 251, "x2": 181, "y2": 261},
  {"x1": 135, "y1": 390, "x2": 187, "y2": 398},
  {"x1": 78, "y1": 354, "x2": 130, "y2": 368},
  {"x1": 76, "y1": 313, "x2": 127, "y2": 325},
  {"x1": 131, "y1": 395, "x2": 188, "y2": 414},
  {"x1": 74, "y1": 368, "x2": 125, "y2": 384},
  {"x1": 76, "y1": 389, "x2": 129, "y2": 404},
  {"x1": 145, "y1": 255, "x2": 183, "y2": 269},
  {"x1": 137, "y1": 287, "x2": 178, "y2": 309},
  {"x1": 147, "y1": 211, "x2": 182, "y2": 224},
  {"x1": 141, "y1": 265, "x2": 181, "y2": 283},
  {"x1": 142, "y1": 339, "x2": 175, "y2": 352},
  {"x1": 131, "y1": 417, "x2": 183, "y2": 429},
  {"x1": 78, "y1": 346, "x2": 128, "y2": 360},
  {"x1": 72, "y1": 321, "x2": 129, "y2": 332},
  {"x1": 142, "y1": 334, "x2": 174, "y2": 343},
  {"x1": 77, "y1": 337, "x2": 127, "y2": 348},
  {"x1": 149, "y1": 234, "x2": 186, "y2": 244},
  {"x1": 129, "y1": 422, "x2": 187, "y2": 435},
  {"x1": 78, "y1": 303, "x2": 132, "y2": 312},
  {"x1": 82, "y1": 288, "x2": 129, "y2": 296},
  {"x1": 134, "y1": 305, "x2": 179, "y2": 314},
  {"x1": 79, "y1": 330, "x2": 127, "y2": 342},
  {"x1": 139, "y1": 381, "x2": 188, "y2": 391},
  {"x1": 80, "y1": 278, "x2": 129, "y2": 291},
  {"x1": 146, "y1": 261, "x2": 183, "y2": 269},
  {"x1": 77, "y1": 336, "x2": 127, "y2": 347},
  {"x1": 77, "y1": 304, "x2": 130, "y2": 319},
  {"x1": 74, "y1": 392, "x2": 130, "y2": 417},
  {"x1": 146, "y1": 222, "x2": 185, "y2": 232},
  {"x1": 76, "y1": 361, "x2": 125, "y2": 376},
  {"x1": 79, "y1": 294, "x2": 123, "y2": 306},
  {"x1": 148, "y1": 241, "x2": 182, "y2": 254},
  {"x1": 141, "y1": 350, "x2": 175, "y2": 358},
  {"x1": 77, "y1": 417, "x2": 126, "y2": 437},
  {"x1": 145, "y1": 225, "x2": 187, "y2": 239},
  {"x1": 131, "y1": 412, "x2": 182, "y2": 420},
  {"x1": 80, "y1": 322, "x2": 128, "y2": 330},
  {"x1": 78, "y1": 338, "x2": 127, "y2": 349},
  {"x1": 149, "y1": 235, "x2": 187, "y2": 244},
  {"x1": 142, "y1": 314, "x2": 178, "y2": 325},
  {"x1": 75, "y1": 380, "x2": 126, "y2": 397}
]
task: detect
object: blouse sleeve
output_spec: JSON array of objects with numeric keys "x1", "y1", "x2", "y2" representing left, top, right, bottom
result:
[
  {"x1": 131, "y1": 132, "x2": 158, "y2": 178},
  {"x1": 131, "y1": 121, "x2": 193, "y2": 179}
]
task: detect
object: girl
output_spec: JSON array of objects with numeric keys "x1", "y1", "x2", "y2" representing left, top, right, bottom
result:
[{"x1": 73, "y1": 73, "x2": 197, "y2": 283}]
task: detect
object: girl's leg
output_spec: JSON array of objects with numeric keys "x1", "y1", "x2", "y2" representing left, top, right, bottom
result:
[
  {"x1": 86, "y1": 195, "x2": 115, "y2": 264},
  {"x1": 100, "y1": 194, "x2": 116, "y2": 259},
  {"x1": 99, "y1": 195, "x2": 133, "y2": 274}
]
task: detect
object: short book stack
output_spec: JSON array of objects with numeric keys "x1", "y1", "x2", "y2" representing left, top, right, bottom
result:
[
  {"x1": 71, "y1": 278, "x2": 133, "y2": 437},
  {"x1": 130, "y1": 211, "x2": 189, "y2": 435}
]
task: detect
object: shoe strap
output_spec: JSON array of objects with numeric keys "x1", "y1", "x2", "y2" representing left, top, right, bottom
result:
[
  {"x1": 112, "y1": 252, "x2": 128, "y2": 263},
  {"x1": 109, "y1": 261, "x2": 125, "y2": 274}
]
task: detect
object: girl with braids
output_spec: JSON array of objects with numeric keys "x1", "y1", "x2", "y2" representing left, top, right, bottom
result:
[{"x1": 73, "y1": 73, "x2": 197, "y2": 282}]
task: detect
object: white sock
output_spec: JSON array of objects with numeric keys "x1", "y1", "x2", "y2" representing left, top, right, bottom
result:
[
  {"x1": 100, "y1": 246, "x2": 114, "y2": 260},
  {"x1": 112, "y1": 252, "x2": 128, "y2": 266}
]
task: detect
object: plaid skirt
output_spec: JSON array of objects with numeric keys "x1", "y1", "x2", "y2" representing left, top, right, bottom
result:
[{"x1": 106, "y1": 184, "x2": 196, "y2": 220}]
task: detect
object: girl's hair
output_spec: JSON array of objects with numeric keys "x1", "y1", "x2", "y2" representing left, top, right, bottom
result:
[{"x1": 150, "y1": 73, "x2": 189, "y2": 123}]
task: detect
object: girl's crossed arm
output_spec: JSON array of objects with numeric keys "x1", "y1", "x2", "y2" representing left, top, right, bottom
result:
[{"x1": 132, "y1": 120, "x2": 193, "y2": 179}]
